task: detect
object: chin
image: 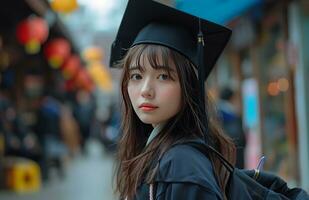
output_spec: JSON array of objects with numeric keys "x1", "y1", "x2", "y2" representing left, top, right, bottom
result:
[
  {"x1": 138, "y1": 116, "x2": 160, "y2": 125},
  {"x1": 140, "y1": 118, "x2": 158, "y2": 125}
]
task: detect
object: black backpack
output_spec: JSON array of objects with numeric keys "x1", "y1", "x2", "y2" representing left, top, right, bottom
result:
[{"x1": 186, "y1": 142, "x2": 309, "y2": 200}]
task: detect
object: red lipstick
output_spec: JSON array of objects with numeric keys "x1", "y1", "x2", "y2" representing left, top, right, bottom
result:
[{"x1": 139, "y1": 103, "x2": 158, "y2": 111}]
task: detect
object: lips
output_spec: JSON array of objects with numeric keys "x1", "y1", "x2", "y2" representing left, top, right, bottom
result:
[{"x1": 139, "y1": 103, "x2": 158, "y2": 111}]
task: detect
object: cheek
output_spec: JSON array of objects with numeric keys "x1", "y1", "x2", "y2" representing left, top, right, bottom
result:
[
  {"x1": 160, "y1": 85, "x2": 181, "y2": 105},
  {"x1": 127, "y1": 84, "x2": 139, "y2": 103}
]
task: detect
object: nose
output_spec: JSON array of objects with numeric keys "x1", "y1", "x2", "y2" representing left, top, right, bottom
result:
[{"x1": 141, "y1": 78, "x2": 154, "y2": 99}]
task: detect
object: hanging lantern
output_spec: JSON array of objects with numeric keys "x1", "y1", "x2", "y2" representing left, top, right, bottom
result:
[
  {"x1": 16, "y1": 17, "x2": 49, "y2": 54},
  {"x1": 44, "y1": 38, "x2": 71, "y2": 68},
  {"x1": 50, "y1": 0, "x2": 79, "y2": 14},
  {"x1": 82, "y1": 47, "x2": 104, "y2": 62},
  {"x1": 61, "y1": 55, "x2": 80, "y2": 80},
  {"x1": 75, "y1": 69, "x2": 94, "y2": 92},
  {"x1": 87, "y1": 62, "x2": 113, "y2": 92}
]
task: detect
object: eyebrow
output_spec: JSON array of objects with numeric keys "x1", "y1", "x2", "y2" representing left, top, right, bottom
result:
[
  {"x1": 155, "y1": 65, "x2": 176, "y2": 72},
  {"x1": 129, "y1": 65, "x2": 175, "y2": 72}
]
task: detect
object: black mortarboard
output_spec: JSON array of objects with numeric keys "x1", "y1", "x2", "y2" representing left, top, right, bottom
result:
[{"x1": 109, "y1": 0, "x2": 232, "y2": 80}]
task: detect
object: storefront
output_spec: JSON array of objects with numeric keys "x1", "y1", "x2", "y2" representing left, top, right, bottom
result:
[
  {"x1": 212, "y1": 0, "x2": 302, "y2": 187},
  {"x1": 288, "y1": 0, "x2": 309, "y2": 191},
  {"x1": 0, "y1": 0, "x2": 86, "y2": 191},
  {"x1": 254, "y1": 1, "x2": 299, "y2": 186}
]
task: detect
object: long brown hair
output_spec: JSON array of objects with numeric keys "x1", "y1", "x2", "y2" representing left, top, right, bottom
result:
[{"x1": 116, "y1": 44, "x2": 235, "y2": 200}]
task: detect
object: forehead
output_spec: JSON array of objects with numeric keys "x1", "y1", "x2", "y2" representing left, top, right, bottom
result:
[{"x1": 128, "y1": 45, "x2": 176, "y2": 71}]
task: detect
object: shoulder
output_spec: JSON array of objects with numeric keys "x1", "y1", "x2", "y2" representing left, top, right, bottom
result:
[
  {"x1": 158, "y1": 142, "x2": 210, "y2": 171},
  {"x1": 155, "y1": 140, "x2": 221, "y2": 193}
]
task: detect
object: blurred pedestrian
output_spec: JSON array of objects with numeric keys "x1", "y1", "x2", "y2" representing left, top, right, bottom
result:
[
  {"x1": 110, "y1": 1, "x2": 236, "y2": 199},
  {"x1": 35, "y1": 95, "x2": 66, "y2": 180},
  {"x1": 73, "y1": 90, "x2": 95, "y2": 155},
  {"x1": 218, "y1": 87, "x2": 246, "y2": 169}
]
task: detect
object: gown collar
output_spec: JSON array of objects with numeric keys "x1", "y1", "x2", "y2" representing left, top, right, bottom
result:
[{"x1": 145, "y1": 123, "x2": 166, "y2": 147}]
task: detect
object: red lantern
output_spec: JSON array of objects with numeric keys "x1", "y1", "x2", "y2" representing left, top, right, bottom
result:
[
  {"x1": 61, "y1": 55, "x2": 80, "y2": 80},
  {"x1": 44, "y1": 38, "x2": 71, "y2": 68},
  {"x1": 16, "y1": 17, "x2": 49, "y2": 54},
  {"x1": 75, "y1": 69, "x2": 94, "y2": 92}
]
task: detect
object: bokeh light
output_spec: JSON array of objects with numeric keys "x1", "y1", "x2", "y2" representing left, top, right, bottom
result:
[
  {"x1": 278, "y1": 78, "x2": 289, "y2": 92},
  {"x1": 267, "y1": 81, "x2": 280, "y2": 96}
]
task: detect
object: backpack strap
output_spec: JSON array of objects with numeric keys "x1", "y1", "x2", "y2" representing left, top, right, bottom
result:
[{"x1": 184, "y1": 141, "x2": 234, "y2": 173}]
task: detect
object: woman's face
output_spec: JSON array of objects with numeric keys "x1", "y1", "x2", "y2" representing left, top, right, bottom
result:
[{"x1": 127, "y1": 55, "x2": 181, "y2": 127}]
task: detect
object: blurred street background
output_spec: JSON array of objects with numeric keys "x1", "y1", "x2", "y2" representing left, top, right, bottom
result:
[{"x1": 0, "y1": 0, "x2": 309, "y2": 199}]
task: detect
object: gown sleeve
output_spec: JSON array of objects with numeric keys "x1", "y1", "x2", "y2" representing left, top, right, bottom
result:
[{"x1": 155, "y1": 182, "x2": 222, "y2": 200}]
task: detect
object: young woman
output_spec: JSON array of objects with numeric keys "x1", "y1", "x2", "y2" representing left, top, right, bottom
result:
[{"x1": 110, "y1": 0, "x2": 236, "y2": 199}]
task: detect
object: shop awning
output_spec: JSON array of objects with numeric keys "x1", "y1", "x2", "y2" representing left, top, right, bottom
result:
[{"x1": 157, "y1": 0, "x2": 262, "y2": 25}]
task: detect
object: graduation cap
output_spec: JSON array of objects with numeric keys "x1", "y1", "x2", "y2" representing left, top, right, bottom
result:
[
  {"x1": 110, "y1": 0, "x2": 232, "y2": 135},
  {"x1": 110, "y1": 0, "x2": 231, "y2": 81}
]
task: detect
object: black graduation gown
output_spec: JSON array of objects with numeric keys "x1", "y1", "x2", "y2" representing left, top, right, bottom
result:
[{"x1": 134, "y1": 140, "x2": 223, "y2": 200}]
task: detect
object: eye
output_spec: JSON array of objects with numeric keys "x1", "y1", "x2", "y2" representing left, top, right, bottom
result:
[
  {"x1": 158, "y1": 74, "x2": 170, "y2": 80},
  {"x1": 130, "y1": 73, "x2": 142, "y2": 80}
]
